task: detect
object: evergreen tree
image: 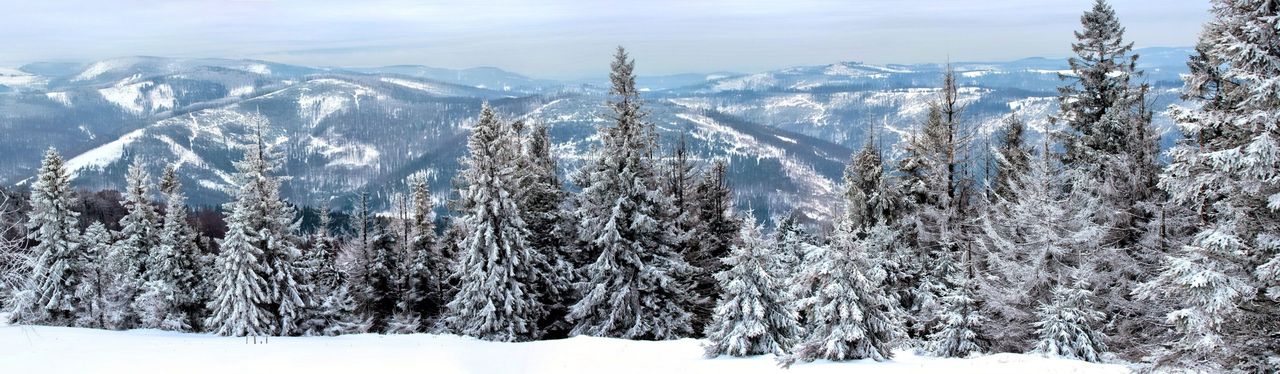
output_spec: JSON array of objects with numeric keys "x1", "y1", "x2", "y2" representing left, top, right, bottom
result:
[
  {"x1": 441, "y1": 104, "x2": 544, "y2": 341},
  {"x1": 927, "y1": 259, "x2": 985, "y2": 358},
  {"x1": 895, "y1": 67, "x2": 976, "y2": 340},
  {"x1": 686, "y1": 160, "x2": 740, "y2": 335},
  {"x1": 1056, "y1": 0, "x2": 1139, "y2": 167},
  {"x1": 772, "y1": 212, "x2": 807, "y2": 283},
  {"x1": 404, "y1": 176, "x2": 444, "y2": 328},
  {"x1": 517, "y1": 121, "x2": 576, "y2": 337},
  {"x1": 663, "y1": 133, "x2": 703, "y2": 330},
  {"x1": 978, "y1": 150, "x2": 1104, "y2": 352},
  {"x1": 845, "y1": 135, "x2": 912, "y2": 313},
  {"x1": 14, "y1": 149, "x2": 81, "y2": 325},
  {"x1": 74, "y1": 221, "x2": 112, "y2": 328},
  {"x1": 136, "y1": 164, "x2": 201, "y2": 331},
  {"x1": 104, "y1": 160, "x2": 159, "y2": 329},
  {"x1": 205, "y1": 194, "x2": 270, "y2": 336},
  {"x1": 991, "y1": 114, "x2": 1031, "y2": 201},
  {"x1": 568, "y1": 47, "x2": 696, "y2": 340},
  {"x1": 1031, "y1": 282, "x2": 1108, "y2": 362},
  {"x1": 303, "y1": 204, "x2": 367, "y2": 335},
  {"x1": 207, "y1": 124, "x2": 310, "y2": 336},
  {"x1": 1054, "y1": 1, "x2": 1162, "y2": 351},
  {"x1": 1136, "y1": 1, "x2": 1280, "y2": 371},
  {"x1": 348, "y1": 190, "x2": 378, "y2": 321},
  {"x1": 703, "y1": 211, "x2": 801, "y2": 357},
  {"x1": 786, "y1": 216, "x2": 900, "y2": 364},
  {"x1": 366, "y1": 227, "x2": 403, "y2": 333}
]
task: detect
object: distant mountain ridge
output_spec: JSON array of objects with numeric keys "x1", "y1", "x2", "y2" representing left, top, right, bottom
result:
[{"x1": 0, "y1": 47, "x2": 1193, "y2": 221}]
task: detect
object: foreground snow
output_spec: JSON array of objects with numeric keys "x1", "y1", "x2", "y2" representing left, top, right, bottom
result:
[{"x1": 0, "y1": 325, "x2": 1129, "y2": 373}]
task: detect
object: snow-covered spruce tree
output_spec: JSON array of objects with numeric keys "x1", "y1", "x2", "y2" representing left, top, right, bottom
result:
[
  {"x1": 568, "y1": 47, "x2": 696, "y2": 340},
  {"x1": 104, "y1": 161, "x2": 161, "y2": 329},
  {"x1": 927, "y1": 256, "x2": 985, "y2": 358},
  {"x1": 367, "y1": 227, "x2": 411, "y2": 334},
  {"x1": 441, "y1": 103, "x2": 544, "y2": 341},
  {"x1": 403, "y1": 175, "x2": 444, "y2": 329},
  {"x1": 206, "y1": 198, "x2": 270, "y2": 336},
  {"x1": 347, "y1": 190, "x2": 380, "y2": 324},
  {"x1": 74, "y1": 221, "x2": 113, "y2": 328},
  {"x1": 785, "y1": 215, "x2": 900, "y2": 365},
  {"x1": 1031, "y1": 282, "x2": 1108, "y2": 362},
  {"x1": 13, "y1": 148, "x2": 81, "y2": 325},
  {"x1": 1057, "y1": 0, "x2": 1140, "y2": 167},
  {"x1": 687, "y1": 160, "x2": 741, "y2": 335},
  {"x1": 662, "y1": 133, "x2": 702, "y2": 326},
  {"x1": 991, "y1": 114, "x2": 1031, "y2": 202},
  {"x1": 517, "y1": 121, "x2": 576, "y2": 337},
  {"x1": 0, "y1": 191, "x2": 27, "y2": 312},
  {"x1": 1053, "y1": 1, "x2": 1162, "y2": 351},
  {"x1": 772, "y1": 212, "x2": 807, "y2": 285},
  {"x1": 844, "y1": 134, "x2": 913, "y2": 314},
  {"x1": 978, "y1": 149, "x2": 1105, "y2": 352},
  {"x1": 303, "y1": 204, "x2": 368, "y2": 335},
  {"x1": 135, "y1": 164, "x2": 201, "y2": 331},
  {"x1": 664, "y1": 133, "x2": 698, "y2": 257},
  {"x1": 207, "y1": 124, "x2": 311, "y2": 336},
  {"x1": 1135, "y1": 1, "x2": 1280, "y2": 371},
  {"x1": 704, "y1": 210, "x2": 801, "y2": 358},
  {"x1": 895, "y1": 67, "x2": 977, "y2": 341},
  {"x1": 383, "y1": 191, "x2": 421, "y2": 335}
]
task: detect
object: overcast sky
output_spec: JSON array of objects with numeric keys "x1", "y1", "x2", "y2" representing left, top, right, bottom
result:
[{"x1": 0, "y1": 0, "x2": 1209, "y2": 79}]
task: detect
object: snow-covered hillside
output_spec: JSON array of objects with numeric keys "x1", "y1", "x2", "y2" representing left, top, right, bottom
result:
[
  {"x1": 0, "y1": 325, "x2": 1130, "y2": 374},
  {"x1": 0, "y1": 48, "x2": 1192, "y2": 214}
]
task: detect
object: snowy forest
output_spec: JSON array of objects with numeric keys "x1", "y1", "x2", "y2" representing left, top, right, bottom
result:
[{"x1": 1, "y1": 0, "x2": 1277, "y2": 372}]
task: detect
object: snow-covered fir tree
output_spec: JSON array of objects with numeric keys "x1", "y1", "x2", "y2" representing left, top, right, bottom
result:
[
  {"x1": 207, "y1": 124, "x2": 311, "y2": 336},
  {"x1": 991, "y1": 114, "x2": 1031, "y2": 201},
  {"x1": 516, "y1": 121, "x2": 576, "y2": 337},
  {"x1": 568, "y1": 47, "x2": 696, "y2": 340},
  {"x1": 103, "y1": 160, "x2": 160, "y2": 329},
  {"x1": 1053, "y1": 0, "x2": 1163, "y2": 351},
  {"x1": 786, "y1": 215, "x2": 901, "y2": 364},
  {"x1": 403, "y1": 175, "x2": 444, "y2": 329},
  {"x1": 207, "y1": 198, "x2": 271, "y2": 337},
  {"x1": 703, "y1": 210, "x2": 801, "y2": 358},
  {"x1": 927, "y1": 256, "x2": 985, "y2": 358},
  {"x1": 895, "y1": 67, "x2": 977, "y2": 340},
  {"x1": 1056, "y1": 0, "x2": 1140, "y2": 167},
  {"x1": 303, "y1": 204, "x2": 368, "y2": 335},
  {"x1": 978, "y1": 148, "x2": 1104, "y2": 352},
  {"x1": 441, "y1": 103, "x2": 545, "y2": 341},
  {"x1": 367, "y1": 229, "x2": 409, "y2": 333},
  {"x1": 13, "y1": 148, "x2": 82, "y2": 325},
  {"x1": 662, "y1": 133, "x2": 703, "y2": 326},
  {"x1": 686, "y1": 160, "x2": 740, "y2": 335},
  {"x1": 135, "y1": 164, "x2": 201, "y2": 331},
  {"x1": 1136, "y1": 1, "x2": 1280, "y2": 371},
  {"x1": 771, "y1": 212, "x2": 807, "y2": 285},
  {"x1": 788, "y1": 143, "x2": 905, "y2": 363},
  {"x1": 1030, "y1": 282, "x2": 1108, "y2": 362},
  {"x1": 74, "y1": 221, "x2": 112, "y2": 328},
  {"x1": 844, "y1": 134, "x2": 912, "y2": 314}
]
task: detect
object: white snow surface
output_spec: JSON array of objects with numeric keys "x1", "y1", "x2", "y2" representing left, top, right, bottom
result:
[
  {"x1": 0, "y1": 325, "x2": 1130, "y2": 374},
  {"x1": 63, "y1": 128, "x2": 147, "y2": 177}
]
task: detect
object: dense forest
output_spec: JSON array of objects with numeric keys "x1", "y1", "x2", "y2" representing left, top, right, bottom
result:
[{"x1": 1, "y1": 0, "x2": 1276, "y2": 372}]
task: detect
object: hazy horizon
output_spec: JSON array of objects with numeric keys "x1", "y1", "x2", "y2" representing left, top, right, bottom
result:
[{"x1": 1, "y1": 0, "x2": 1209, "y2": 79}]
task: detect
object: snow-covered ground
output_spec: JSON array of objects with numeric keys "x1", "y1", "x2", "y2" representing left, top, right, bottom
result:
[{"x1": 0, "y1": 324, "x2": 1129, "y2": 374}]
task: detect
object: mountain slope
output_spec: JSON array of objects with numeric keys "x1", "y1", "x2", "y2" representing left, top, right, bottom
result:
[{"x1": 0, "y1": 49, "x2": 1193, "y2": 220}]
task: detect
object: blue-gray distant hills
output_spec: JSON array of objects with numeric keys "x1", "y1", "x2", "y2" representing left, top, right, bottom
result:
[{"x1": 0, "y1": 47, "x2": 1192, "y2": 221}]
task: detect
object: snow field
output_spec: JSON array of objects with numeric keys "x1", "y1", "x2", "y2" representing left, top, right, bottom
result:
[{"x1": 0, "y1": 325, "x2": 1130, "y2": 374}]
